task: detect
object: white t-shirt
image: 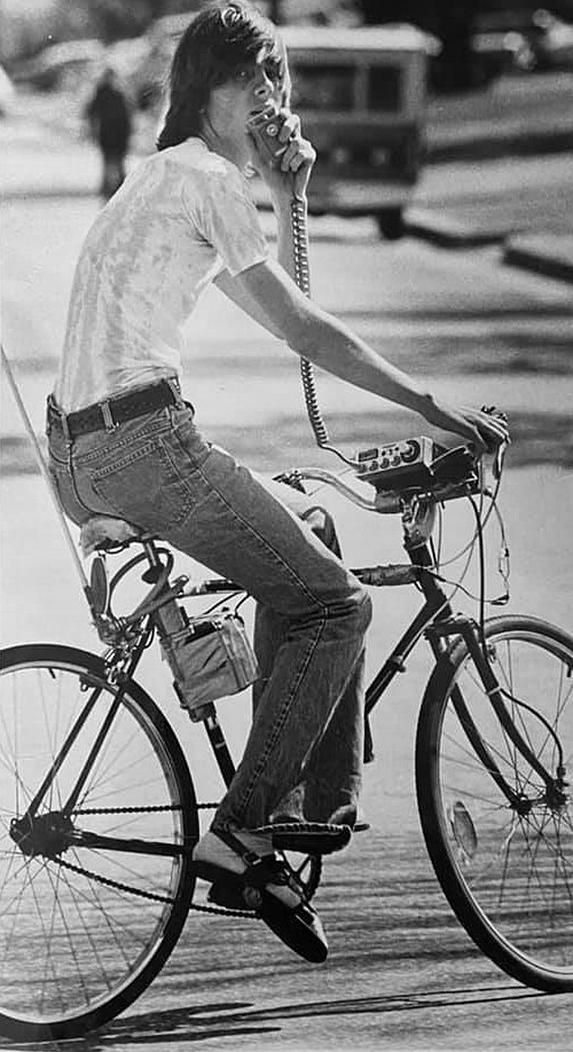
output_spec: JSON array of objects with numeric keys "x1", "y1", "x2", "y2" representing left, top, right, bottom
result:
[{"x1": 54, "y1": 139, "x2": 269, "y2": 412}]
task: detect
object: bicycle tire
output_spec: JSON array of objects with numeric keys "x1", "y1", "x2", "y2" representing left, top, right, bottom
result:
[
  {"x1": 415, "y1": 616, "x2": 573, "y2": 992},
  {"x1": 0, "y1": 644, "x2": 198, "y2": 1041}
]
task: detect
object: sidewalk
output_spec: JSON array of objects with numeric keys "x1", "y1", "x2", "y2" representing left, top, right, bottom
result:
[{"x1": 426, "y1": 70, "x2": 573, "y2": 163}]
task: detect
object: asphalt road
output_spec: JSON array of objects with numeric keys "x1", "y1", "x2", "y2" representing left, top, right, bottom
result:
[{"x1": 1, "y1": 128, "x2": 573, "y2": 1052}]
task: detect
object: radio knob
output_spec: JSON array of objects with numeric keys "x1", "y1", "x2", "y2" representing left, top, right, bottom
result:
[
  {"x1": 401, "y1": 439, "x2": 420, "y2": 463},
  {"x1": 391, "y1": 455, "x2": 401, "y2": 466},
  {"x1": 379, "y1": 457, "x2": 389, "y2": 469},
  {"x1": 369, "y1": 461, "x2": 379, "y2": 471}
]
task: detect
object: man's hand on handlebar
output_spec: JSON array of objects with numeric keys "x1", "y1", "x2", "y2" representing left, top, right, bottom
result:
[{"x1": 422, "y1": 400, "x2": 510, "y2": 455}]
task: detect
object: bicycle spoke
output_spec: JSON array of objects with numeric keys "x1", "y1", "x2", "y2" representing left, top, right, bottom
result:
[
  {"x1": 0, "y1": 647, "x2": 196, "y2": 1038},
  {"x1": 418, "y1": 619, "x2": 573, "y2": 990}
]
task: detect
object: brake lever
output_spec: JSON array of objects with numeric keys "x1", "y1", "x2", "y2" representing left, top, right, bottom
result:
[
  {"x1": 479, "y1": 406, "x2": 509, "y2": 481},
  {"x1": 493, "y1": 441, "x2": 507, "y2": 481}
]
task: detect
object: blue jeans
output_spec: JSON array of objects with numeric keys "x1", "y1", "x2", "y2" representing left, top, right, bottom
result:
[{"x1": 46, "y1": 395, "x2": 372, "y2": 831}]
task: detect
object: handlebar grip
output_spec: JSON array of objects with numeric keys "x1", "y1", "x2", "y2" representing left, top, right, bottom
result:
[{"x1": 493, "y1": 441, "x2": 507, "y2": 481}]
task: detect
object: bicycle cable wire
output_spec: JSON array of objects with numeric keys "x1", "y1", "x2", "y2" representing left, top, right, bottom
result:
[
  {"x1": 463, "y1": 486, "x2": 564, "y2": 766},
  {"x1": 431, "y1": 502, "x2": 444, "y2": 568},
  {"x1": 426, "y1": 476, "x2": 506, "y2": 612},
  {"x1": 432, "y1": 525, "x2": 479, "y2": 609},
  {"x1": 295, "y1": 450, "x2": 505, "y2": 615},
  {"x1": 433, "y1": 548, "x2": 565, "y2": 771},
  {"x1": 191, "y1": 591, "x2": 246, "y2": 619},
  {"x1": 460, "y1": 484, "x2": 507, "y2": 640},
  {"x1": 432, "y1": 461, "x2": 485, "y2": 571},
  {"x1": 425, "y1": 470, "x2": 557, "y2": 766},
  {"x1": 430, "y1": 472, "x2": 506, "y2": 577},
  {"x1": 496, "y1": 684, "x2": 565, "y2": 770}
]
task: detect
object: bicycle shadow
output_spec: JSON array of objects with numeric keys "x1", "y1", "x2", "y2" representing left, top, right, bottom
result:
[{"x1": 5, "y1": 983, "x2": 557, "y2": 1051}]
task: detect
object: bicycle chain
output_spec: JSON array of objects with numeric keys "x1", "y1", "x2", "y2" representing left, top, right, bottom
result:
[
  {"x1": 60, "y1": 805, "x2": 258, "y2": 920},
  {"x1": 58, "y1": 856, "x2": 257, "y2": 918},
  {"x1": 72, "y1": 802, "x2": 218, "y2": 815}
]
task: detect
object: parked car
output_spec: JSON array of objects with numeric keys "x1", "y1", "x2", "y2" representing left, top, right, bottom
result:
[
  {"x1": 474, "y1": 8, "x2": 573, "y2": 74},
  {"x1": 471, "y1": 27, "x2": 536, "y2": 80},
  {"x1": 278, "y1": 25, "x2": 438, "y2": 238},
  {"x1": 529, "y1": 8, "x2": 573, "y2": 67}
]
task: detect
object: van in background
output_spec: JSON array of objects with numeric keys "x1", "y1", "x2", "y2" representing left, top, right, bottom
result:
[{"x1": 278, "y1": 25, "x2": 437, "y2": 239}]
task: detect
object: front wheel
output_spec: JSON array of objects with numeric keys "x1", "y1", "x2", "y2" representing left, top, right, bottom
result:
[
  {"x1": 415, "y1": 616, "x2": 573, "y2": 992},
  {"x1": 0, "y1": 644, "x2": 198, "y2": 1041}
]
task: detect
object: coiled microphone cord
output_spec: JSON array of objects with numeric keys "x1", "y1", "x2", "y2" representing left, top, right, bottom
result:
[{"x1": 290, "y1": 196, "x2": 330, "y2": 448}]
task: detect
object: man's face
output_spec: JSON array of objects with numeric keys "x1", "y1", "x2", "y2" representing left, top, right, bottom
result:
[{"x1": 204, "y1": 49, "x2": 285, "y2": 165}]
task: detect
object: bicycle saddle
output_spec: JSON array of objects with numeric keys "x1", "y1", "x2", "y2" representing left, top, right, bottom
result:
[{"x1": 80, "y1": 516, "x2": 143, "y2": 556}]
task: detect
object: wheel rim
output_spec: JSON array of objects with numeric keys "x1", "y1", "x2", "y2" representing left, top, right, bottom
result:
[
  {"x1": 0, "y1": 653, "x2": 195, "y2": 1030},
  {"x1": 435, "y1": 627, "x2": 573, "y2": 979}
]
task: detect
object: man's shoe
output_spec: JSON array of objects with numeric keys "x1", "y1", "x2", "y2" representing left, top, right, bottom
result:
[
  {"x1": 207, "y1": 877, "x2": 253, "y2": 912},
  {"x1": 259, "y1": 891, "x2": 328, "y2": 964},
  {"x1": 192, "y1": 829, "x2": 328, "y2": 963}
]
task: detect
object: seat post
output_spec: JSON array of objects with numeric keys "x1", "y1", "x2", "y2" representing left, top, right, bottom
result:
[{"x1": 142, "y1": 536, "x2": 163, "y2": 573}]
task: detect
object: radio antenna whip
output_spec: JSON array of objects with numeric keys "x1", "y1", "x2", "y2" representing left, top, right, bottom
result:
[{"x1": 1, "y1": 342, "x2": 90, "y2": 596}]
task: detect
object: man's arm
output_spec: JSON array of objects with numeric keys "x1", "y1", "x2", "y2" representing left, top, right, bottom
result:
[
  {"x1": 225, "y1": 256, "x2": 508, "y2": 452},
  {"x1": 232, "y1": 256, "x2": 431, "y2": 414},
  {"x1": 213, "y1": 268, "x2": 284, "y2": 339},
  {"x1": 215, "y1": 117, "x2": 508, "y2": 452},
  {"x1": 214, "y1": 252, "x2": 427, "y2": 412},
  {"x1": 213, "y1": 117, "x2": 311, "y2": 334}
]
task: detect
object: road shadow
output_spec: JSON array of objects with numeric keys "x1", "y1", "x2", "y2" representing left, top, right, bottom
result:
[
  {"x1": 0, "y1": 1002, "x2": 279, "y2": 1052},
  {"x1": 3, "y1": 984, "x2": 559, "y2": 1051}
]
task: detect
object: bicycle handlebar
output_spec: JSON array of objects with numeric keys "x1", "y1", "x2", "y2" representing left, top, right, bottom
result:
[{"x1": 288, "y1": 437, "x2": 508, "y2": 518}]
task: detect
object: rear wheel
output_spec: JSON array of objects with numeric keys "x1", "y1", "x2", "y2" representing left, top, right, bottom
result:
[
  {"x1": 416, "y1": 616, "x2": 573, "y2": 991},
  {"x1": 0, "y1": 644, "x2": 198, "y2": 1041}
]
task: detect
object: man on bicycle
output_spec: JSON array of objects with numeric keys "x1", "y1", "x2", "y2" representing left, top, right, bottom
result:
[{"x1": 47, "y1": 1, "x2": 508, "y2": 963}]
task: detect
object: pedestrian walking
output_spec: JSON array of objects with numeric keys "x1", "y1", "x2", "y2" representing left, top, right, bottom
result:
[{"x1": 85, "y1": 66, "x2": 132, "y2": 200}]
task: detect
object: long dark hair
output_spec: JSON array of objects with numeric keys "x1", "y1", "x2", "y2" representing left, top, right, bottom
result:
[{"x1": 156, "y1": 1, "x2": 286, "y2": 151}]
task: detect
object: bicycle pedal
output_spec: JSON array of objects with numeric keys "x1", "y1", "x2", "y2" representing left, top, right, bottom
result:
[{"x1": 253, "y1": 821, "x2": 352, "y2": 855}]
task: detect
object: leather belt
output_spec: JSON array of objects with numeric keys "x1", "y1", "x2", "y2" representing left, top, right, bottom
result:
[{"x1": 52, "y1": 380, "x2": 180, "y2": 439}]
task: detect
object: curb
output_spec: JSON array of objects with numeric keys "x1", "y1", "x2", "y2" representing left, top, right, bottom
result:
[
  {"x1": 425, "y1": 127, "x2": 573, "y2": 166},
  {"x1": 404, "y1": 219, "x2": 573, "y2": 286},
  {"x1": 404, "y1": 208, "x2": 504, "y2": 248},
  {"x1": 2, "y1": 186, "x2": 97, "y2": 200}
]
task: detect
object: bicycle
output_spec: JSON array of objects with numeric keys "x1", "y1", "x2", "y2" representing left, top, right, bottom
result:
[{"x1": 1, "y1": 433, "x2": 572, "y2": 1042}]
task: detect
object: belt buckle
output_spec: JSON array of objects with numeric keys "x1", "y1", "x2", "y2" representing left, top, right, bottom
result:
[{"x1": 101, "y1": 400, "x2": 118, "y2": 431}]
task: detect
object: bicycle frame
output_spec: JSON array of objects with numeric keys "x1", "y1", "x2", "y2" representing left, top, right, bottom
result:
[
  {"x1": 12, "y1": 463, "x2": 563, "y2": 864},
  {"x1": 363, "y1": 538, "x2": 452, "y2": 762},
  {"x1": 361, "y1": 529, "x2": 564, "y2": 809}
]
